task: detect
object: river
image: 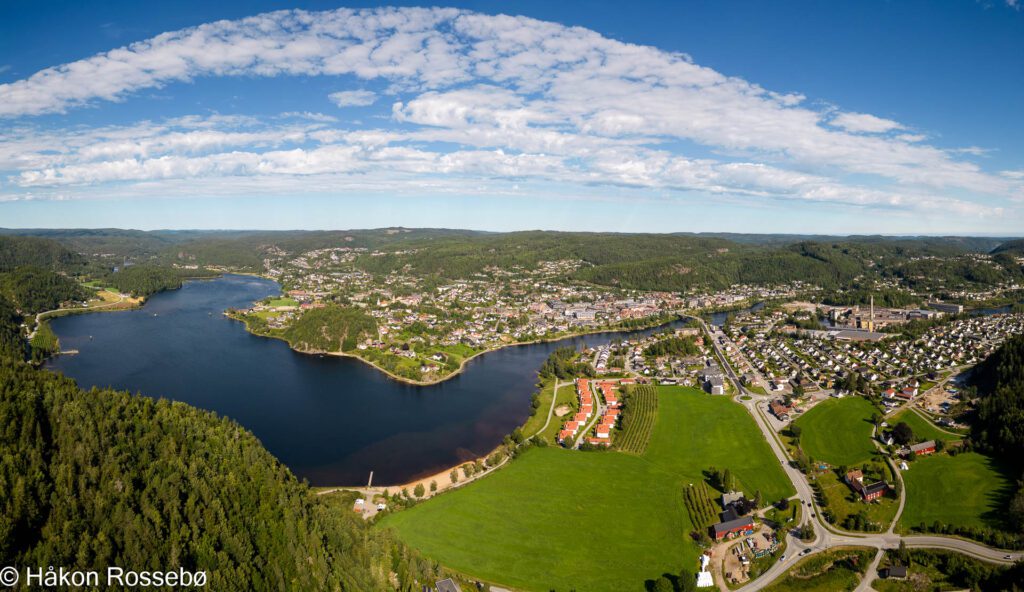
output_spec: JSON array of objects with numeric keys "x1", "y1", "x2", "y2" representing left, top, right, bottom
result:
[{"x1": 47, "y1": 274, "x2": 697, "y2": 486}]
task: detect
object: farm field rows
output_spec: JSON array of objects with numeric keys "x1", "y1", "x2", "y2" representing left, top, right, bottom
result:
[
  {"x1": 381, "y1": 386, "x2": 794, "y2": 591},
  {"x1": 617, "y1": 384, "x2": 657, "y2": 453}
]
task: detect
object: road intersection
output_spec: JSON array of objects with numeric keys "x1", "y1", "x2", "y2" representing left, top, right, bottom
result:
[{"x1": 688, "y1": 315, "x2": 1021, "y2": 591}]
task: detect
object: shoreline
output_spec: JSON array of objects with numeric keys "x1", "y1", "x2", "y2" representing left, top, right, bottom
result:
[{"x1": 230, "y1": 303, "x2": 685, "y2": 387}]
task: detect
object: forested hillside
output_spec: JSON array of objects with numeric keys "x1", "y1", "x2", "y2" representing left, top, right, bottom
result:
[
  {"x1": 98, "y1": 265, "x2": 218, "y2": 298},
  {"x1": 283, "y1": 305, "x2": 378, "y2": 352},
  {"x1": 970, "y1": 336, "x2": 1024, "y2": 533},
  {"x1": 0, "y1": 235, "x2": 85, "y2": 272},
  {"x1": 0, "y1": 297, "x2": 24, "y2": 360},
  {"x1": 992, "y1": 239, "x2": 1024, "y2": 255},
  {"x1": 0, "y1": 356, "x2": 441, "y2": 591},
  {"x1": 3, "y1": 228, "x2": 1021, "y2": 294},
  {"x1": 972, "y1": 335, "x2": 1024, "y2": 457},
  {"x1": 0, "y1": 267, "x2": 90, "y2": 314}
]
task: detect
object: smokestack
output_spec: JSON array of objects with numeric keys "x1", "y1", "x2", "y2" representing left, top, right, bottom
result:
[{"x1": 870, "y1": 295, "x2": 874, "y2": 330}]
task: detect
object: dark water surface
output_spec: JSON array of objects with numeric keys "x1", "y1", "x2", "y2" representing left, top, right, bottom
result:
[{"x1": 48, "y1": 274, "x2": 697, "y2": 485}]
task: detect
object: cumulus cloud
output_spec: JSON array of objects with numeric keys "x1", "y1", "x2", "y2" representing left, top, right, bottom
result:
[
  {"x1": 328, "y1": 90, "x2": 377, "y2": 107},
  {"x1": 0, "y1": 6, "x2": 1019, "y2": 222}
]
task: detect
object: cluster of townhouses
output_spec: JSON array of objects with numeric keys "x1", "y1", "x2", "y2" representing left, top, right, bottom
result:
[{"x1": 557, "y1": 379, "x2": 622, "y2": 446}]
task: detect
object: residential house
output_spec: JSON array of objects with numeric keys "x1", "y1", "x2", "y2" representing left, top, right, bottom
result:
[{"x1": 844, "y1": 469, "x2": 887, "y2": 502}]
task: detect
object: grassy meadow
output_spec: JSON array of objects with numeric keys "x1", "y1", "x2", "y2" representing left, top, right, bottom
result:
[
  {"x1": 381, "y1": 386, "x2": 793, "y2": 591},
  {"x1": 795, "y1": 397, "x2": 877, "y2": 466},
  {"x1": 899, "y1": 452, "x2": 1015, "y2": 532}
]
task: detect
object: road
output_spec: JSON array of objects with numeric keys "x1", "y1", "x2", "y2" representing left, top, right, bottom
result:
[
  {"x1": 27, "y1": 292, "x2": 130, "y2": 339},
  {"x1": 684, "y1": 315, "x2": 1022, "y2": 592}
]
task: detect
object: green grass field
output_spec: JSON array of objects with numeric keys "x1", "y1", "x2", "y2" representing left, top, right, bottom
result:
[
  {"x1": 520, "y1": 380, "x2": 556, "y2": 437},
  {"x1": 537, "y1": 382, "x2": 579, "y2": 443},
  {"x1": 266, "y1": 297, "x2": 299, "y2": 307},
  {"x1": 762, "y1": 547, "x2": 874, "y2": 592},
  {"x1": 816, "y1": 467, "x2": 898, "y2": 532},
  {"x1": 887, "y1": 410, "x2": 959, "y2": 444},
  {"x1": 899, "y1": 452, "x2": 1015, "y2": 532},
  {"x1": 795, "y1": 397, "x2": 877, "y2": 466},
  {"x1": 381, "y1": 387, "x2": 794, "y2": 591}
]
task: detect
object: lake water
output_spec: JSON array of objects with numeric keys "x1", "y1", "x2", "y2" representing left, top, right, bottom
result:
[{"x1": 47, "y1": 274, "x2": 693, "y2": 486}]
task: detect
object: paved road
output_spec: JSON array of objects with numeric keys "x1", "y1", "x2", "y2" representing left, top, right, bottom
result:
[
  {"x1": 28, "y1": 292, "x2": 129, "y2": 339},
  {"x1": 685, "y1": 315, "x2": 1023, "y2": 592}
]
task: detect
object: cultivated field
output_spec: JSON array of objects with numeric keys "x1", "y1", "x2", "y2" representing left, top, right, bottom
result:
[
  {"x1": 617, "y1": 384, "x2": 658, "y2": 453},
  {"x1": 381, "y1": 386, "x2": 793, "y2": 592},
  {"x1": 795, "y1": 397, "x2": 877, "y2": 466},
  {"x1": 899, "y1": 452, "x2": 1015, "y2": 532}
]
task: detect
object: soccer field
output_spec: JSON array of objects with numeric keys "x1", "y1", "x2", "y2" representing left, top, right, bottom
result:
[
  {"x1": 794, "y1": 397, "x2": 877, "y2": 466},
  {"x1": 381, "y1": 387, "x2": 793, "y2": 592}
]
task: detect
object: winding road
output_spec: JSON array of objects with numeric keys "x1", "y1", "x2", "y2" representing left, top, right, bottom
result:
[{"x1": 688, "y1": 315, "x2": 1021, "y2": 591}]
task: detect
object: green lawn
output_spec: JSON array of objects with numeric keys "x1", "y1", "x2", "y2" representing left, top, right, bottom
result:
[
  {"x1": 762, "y1": 547, "x2": 874, "y2": 592},
  {"x1": 537, "y1": 382, "x2": 580, "y2": 443},
  {"x1": 887, "y1": 410, "x2": 959, "y2": 444},
  {"x1": 381, "y1": 387, "x2": 793, "y2": 592},
  {"x1": 520, "y1": 380, "x2": 556, "y2": 437},
  {"x1": 816, "y1": 468, "x2": 898, "y2": 532},
  {"x1": 899, "y1": 452, "x2": 1015, "y2": 532},
  {"x1": 795, "y1": 397, "x2": 877, "y2": 466},
  {"x1": 266, "y1": 297, "x2": 299, "y2": 307}
]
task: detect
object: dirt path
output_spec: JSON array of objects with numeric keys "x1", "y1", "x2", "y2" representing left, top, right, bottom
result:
[{"x1": 534, "y1": 381, "x2": 571, "y2": 437}]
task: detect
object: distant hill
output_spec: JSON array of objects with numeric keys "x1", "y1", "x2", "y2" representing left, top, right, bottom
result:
[
  {"x1": 2, "y1": 228, "x2": 1021, "y2": 291},
  {"x1": 0, "y1": 235, "x2": 85, "y2": 272},
  {"x1": 992, "y1": 239, "x2": 1024, "y2": 255}
]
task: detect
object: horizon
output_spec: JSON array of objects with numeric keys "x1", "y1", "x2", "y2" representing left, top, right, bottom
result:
[
  {"x1": 1, "y1": 1, "x2": 1022, "y2": 234},
  {"x1": 1, "y1": 225, "x2": 1022, "y2": 240}
]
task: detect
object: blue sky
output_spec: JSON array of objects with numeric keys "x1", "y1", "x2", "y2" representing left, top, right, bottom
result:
[{"x1": 1, "y1": 0, "x2": 1022, "y2": 234}]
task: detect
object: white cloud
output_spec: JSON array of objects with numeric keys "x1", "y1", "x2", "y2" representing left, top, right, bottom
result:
[
  {"x1": 328, "y1": 90, "x2": 377, "y2": 107},
  {"x1": 0, "y1": 6, "x2": 1019, "y2": 223},
  {"x1": 830, "y1": 112, "x2": 903, "y2": 134}
]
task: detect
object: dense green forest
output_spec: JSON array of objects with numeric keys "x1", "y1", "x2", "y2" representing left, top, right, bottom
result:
[
  {"x1": 0, "y1": 297, "x2": 25, "y2": 361},
  {"x1": 970, "y1": 335, "x2": 1024, "y2": 534},
  {"x1": 972, "y1": 335, "x2": 1024, "y2": 457},
  {"x1": 644, "y1": 335, "x2": 699, "y2": 357},
  {"x1": 0, "y1": 267, "x2": 90, "y2": 315},
  {"x1": 98, "y1": 265, "x2": 218, "y2": 298},
  {"x1": 538, "y1": 347, "x2": 593, "y2": 379},
  {"x1": 283, "y1": 305, "x2": 378, "y2": 352},
  {"x1": 0, "y1": 235, "x2": 85, "y2": 272},
  {"x1": 0, "y1": 358, "x2": 443, "y2": 591}
]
